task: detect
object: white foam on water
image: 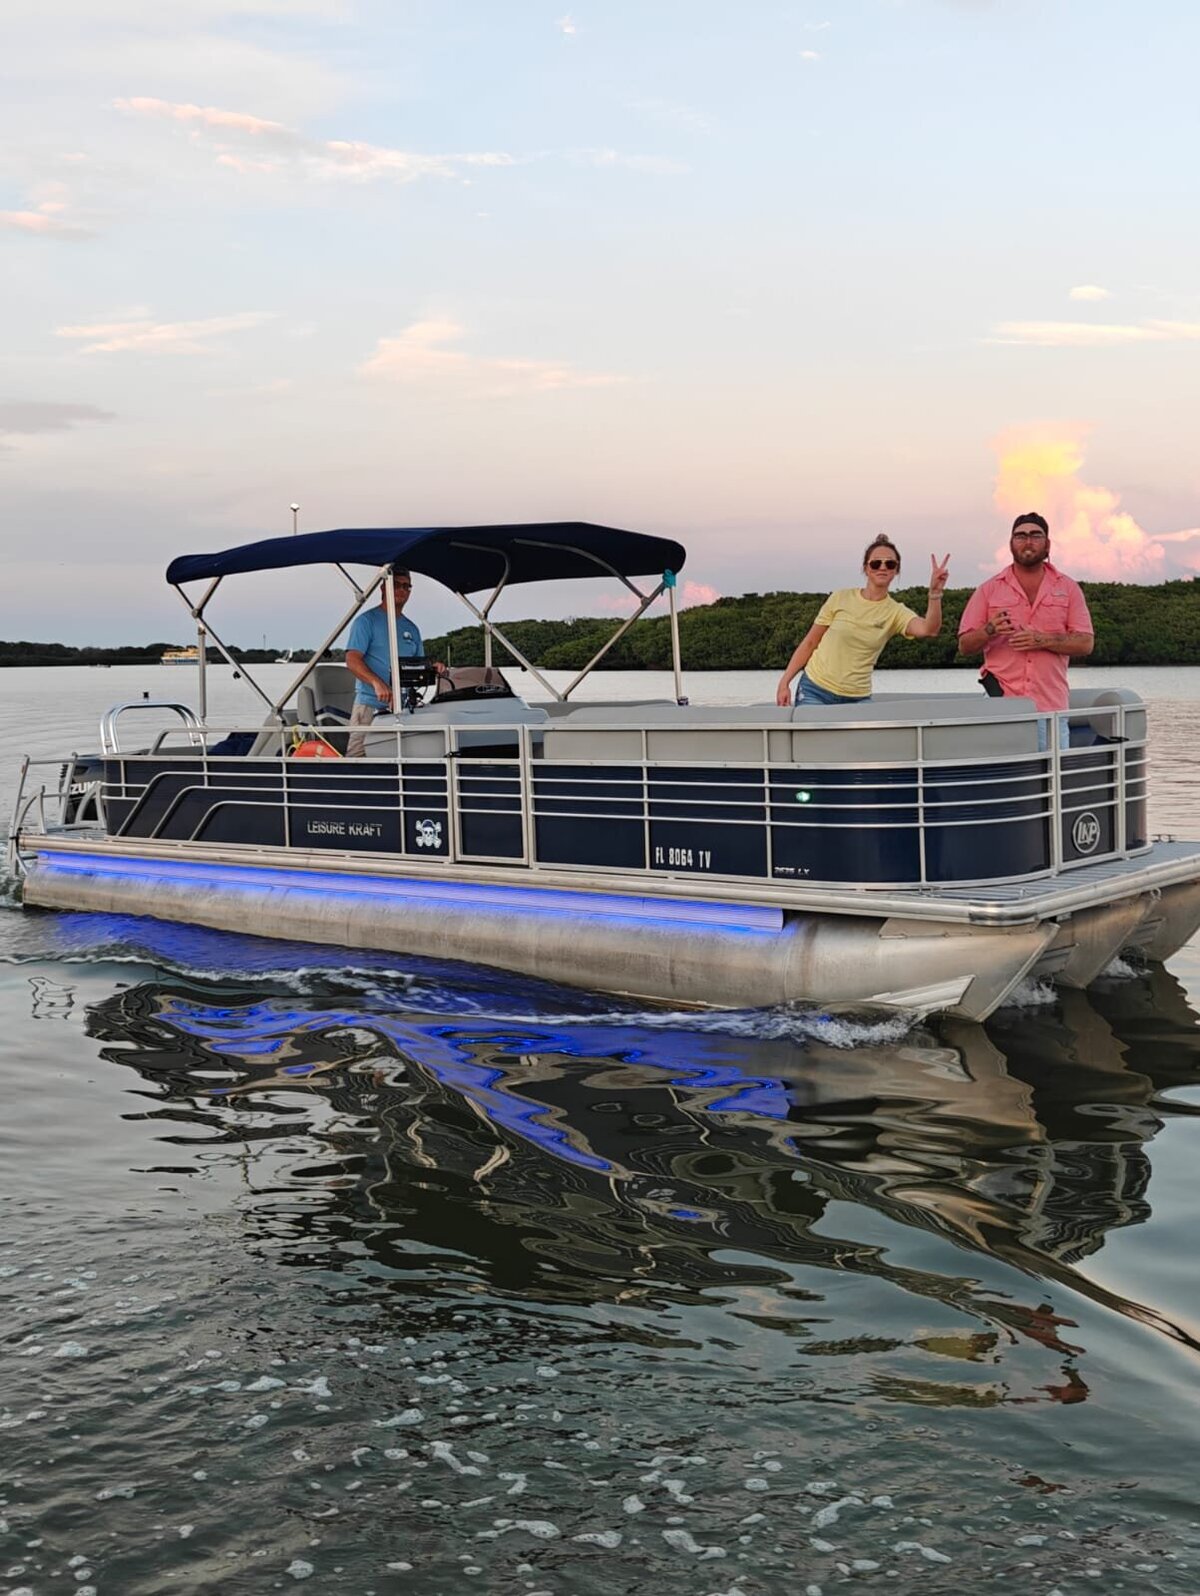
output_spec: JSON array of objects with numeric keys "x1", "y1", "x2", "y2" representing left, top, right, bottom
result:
[
  {"x1": 452, "y1": 1001, "x2": 919, "y2": 1048},
  {"x1": 429, "y1": 1441, "x2": 481, "y2": 1476},
  {"x1": 573, "y1": 1530, "x2": 622, "y2": 1548},
  {"x1": 662, "y1": 1528, "x2": 726, "y2": 1557},
  {"x1": 894, "y1": 1540, "x2": 952, "y2": 1563},
  {"x1": 812, "y1": 1495, "x2": 863, "y2": 1529},
  {"x1": 998, "y1": 978, "x2": 1058, "y2": 1009},
  {"x1": 496, "y1": 1519, "x2": 560, "y2": 1539}
]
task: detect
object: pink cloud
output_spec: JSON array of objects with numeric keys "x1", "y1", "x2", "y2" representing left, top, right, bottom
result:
[
  {"x1": 359, "y1": 319, "x2": 625, "y2": 397},
  {"x1": 56, "y1": 311, "x2": 273, "y2": 355},
  {"x1": 596, "y1": 579, "x2": 721, "y2": 615},
  {"x1": 990, "y1": 426, "x2": 1199, "y2": 581},
  {"x1": 0, "y1": 209, "x2": 92, "y2": 240},
  {"x1": 114, "y1": 96, "x2": 515, "y2": 184}
]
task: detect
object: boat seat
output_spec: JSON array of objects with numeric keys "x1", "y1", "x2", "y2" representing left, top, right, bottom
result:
[
  {"x1": 1069, "y1": 686, "x2": 1146, "y2": 743},
  {"x1": 245, "y1": 710, "x2": 299, "y2": 758},
  {"x1": 297, "y1": 663, "x2": 357, "y2": 726},
  {"x1": 541, "y1": 696, "x2": 1044, "y2": 764},
  {"x1": 538, "y1": 698, "x2": 671, "y2": 719},
  {"x1": 363, "y1": 698, "x2": 549, "y2": 760},
  {"x1": 786, "y1": 694, "x2": 1042, "y2": 762}
]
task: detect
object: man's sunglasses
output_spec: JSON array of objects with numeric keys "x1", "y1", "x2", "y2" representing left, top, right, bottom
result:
[
  {"x1": 867, "y1": 558, "x2": 899, "y2": 570},
  {"x1": 1011, "y1": 531, "x2": 1047, "y2": 541}
]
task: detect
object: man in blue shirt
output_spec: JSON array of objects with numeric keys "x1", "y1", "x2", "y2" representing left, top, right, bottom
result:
[{"x1": 345, "y1": 570, "x2": 439, "y2": 755}]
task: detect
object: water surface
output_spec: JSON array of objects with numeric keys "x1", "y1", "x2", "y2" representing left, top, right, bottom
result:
[{"x1": 3, "y1": 666, "x2": 1200, "y2": 1595}]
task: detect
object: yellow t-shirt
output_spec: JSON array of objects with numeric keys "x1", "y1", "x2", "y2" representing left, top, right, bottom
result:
[{"x1": 805, "y1": 588, "x2": 917, "y2": 698}]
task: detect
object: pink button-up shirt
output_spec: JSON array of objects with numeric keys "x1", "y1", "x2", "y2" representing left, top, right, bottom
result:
[{"x1": 958, "y1": 561, "x2": 1093, "y2": 712}]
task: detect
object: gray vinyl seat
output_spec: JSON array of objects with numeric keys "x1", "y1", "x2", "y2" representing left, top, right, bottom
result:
[
  {"x1": 540, "y1": 695, "x2": 1043, "y2": 763},
  {"x1": 297, "y1": 664, "x2": 357, "y2": 725},
  {"x1": 363, "y1": 698, "x2": 550, "y2": 759},
  {"x1": 246, "y1": 709, "x2": 299, "y2": 758}
]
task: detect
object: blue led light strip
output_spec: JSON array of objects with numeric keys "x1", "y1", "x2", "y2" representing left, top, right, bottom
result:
[{"x1": 36, "y1": 850, "x2": 784, "y2": 934}]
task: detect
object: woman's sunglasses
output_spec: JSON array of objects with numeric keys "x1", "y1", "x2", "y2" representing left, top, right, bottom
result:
[{"x1": 867, "y1": 558, "x2": 899, "y2": 571}]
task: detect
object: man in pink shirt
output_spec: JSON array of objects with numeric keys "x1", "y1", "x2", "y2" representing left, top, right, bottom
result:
[{"x1": 958, "y1": 512, "x2": 1094, "y2": 724}]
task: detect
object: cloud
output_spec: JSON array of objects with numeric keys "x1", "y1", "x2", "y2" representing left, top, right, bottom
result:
[
  {"x1": 0, "y1": 401, "x2": 115, "y2": 448},
  {"x1": 597, "y1": 579, "x2": 721, "y2": 616},
  {"x1": 991, "y1": 425, "x2": 1189, "y2": 581},
  {"x1": 989, "y1": 319, "x2": 1200, "y2": 347},
  {"x1": 556, "y1": 13, "x2": 577, "y2": 36},
  {"x1": 0, "y1": 209, "x2": 93, "y2": 239},
  {"x1": 800, "y1": 50, "x2": 822, "y2": 61},
  {"x1": 0, "y1": 183, "x2": 94, "y2": 240},
  {"x1": 1069, "y1": 284, "x2": 1110, "y2": 302},
  {"x1": 572, "y1": 148, "x2": 688, "y2": 175},
  {"x1": 114, "y1": 96, "x2": 516, "y2": 183},
  {"x1": 359, "y1": 319, "x2": 626, "y2": 397},
  {"x1": 56, "y1": 311, "x2": 273, "y2": 354}
]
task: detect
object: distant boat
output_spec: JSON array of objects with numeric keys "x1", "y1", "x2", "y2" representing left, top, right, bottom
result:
[
  {"x1": 160, "y1": 646, "x2": 199, "y2": 666},
  {"x1": 275, "y1": 649, "x2": 294, "y2": 664}
]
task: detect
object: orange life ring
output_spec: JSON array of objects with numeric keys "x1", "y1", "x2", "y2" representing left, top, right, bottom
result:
[{"x1": 291, "y1": 738, "x2": 340, "y2": 759}]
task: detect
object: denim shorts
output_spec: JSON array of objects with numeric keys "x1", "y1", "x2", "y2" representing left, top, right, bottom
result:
[
  {"x1": 1037, "y1": 716, "x2": 1071, "y2": 753},
  {"x1": 795, "y1": 672, "x2": 870, "y2": 707}
]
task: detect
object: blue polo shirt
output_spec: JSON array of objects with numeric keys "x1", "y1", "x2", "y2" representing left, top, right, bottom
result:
[{"x1": 347, "y1": 605, "x2": 424, "y2": 708}]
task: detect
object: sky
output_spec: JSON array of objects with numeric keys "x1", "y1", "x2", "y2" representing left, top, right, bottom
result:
[{"x1": 2, "y1": 0, "x2": 1199, "y2": 648}]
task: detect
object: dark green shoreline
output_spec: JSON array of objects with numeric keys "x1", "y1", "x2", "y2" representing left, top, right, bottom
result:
[
  {"x1": 5, "y1": 578, "x2": 1199, "y2": 670},
  {"x1": 429, "y1": 577, "x2": 1200, "y2": 670}
]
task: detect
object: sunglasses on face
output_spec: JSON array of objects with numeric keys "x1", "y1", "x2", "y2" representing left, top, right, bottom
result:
[
  {"x1": 1011, "y1": 531, "x2": 1047, "y2": 542},
  {"x1": 867, "y1": 558, "x2": 899, "y2": 570}
]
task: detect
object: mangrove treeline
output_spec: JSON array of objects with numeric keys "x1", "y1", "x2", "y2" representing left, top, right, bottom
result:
[
  {"x1": 426, "y1": 579, "x2": 1200, "y2": 672},
  {"x1": 0, "y1": 642, "x2": 312, "y2": 667},
  {"x1": 4, "y1": 578, "x2": 1197, "y2": 669}
]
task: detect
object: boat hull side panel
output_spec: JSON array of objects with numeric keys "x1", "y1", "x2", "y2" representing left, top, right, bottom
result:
[{"x1": 23, "y1": 852, "x2": 1058, "y2": 1022}]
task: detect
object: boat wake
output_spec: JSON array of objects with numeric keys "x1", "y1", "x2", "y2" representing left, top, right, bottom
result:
[{"x1": 0, "y1": 909, "x2": 924, "y2": 1047}]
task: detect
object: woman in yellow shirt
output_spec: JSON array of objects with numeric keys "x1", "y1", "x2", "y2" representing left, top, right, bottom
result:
[{"x1": 776, "y1": 537, "x2": 949, "y2": 706}]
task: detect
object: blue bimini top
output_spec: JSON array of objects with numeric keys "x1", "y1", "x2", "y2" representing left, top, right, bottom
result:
[{"x1": 165, "y1": 522, "x2": 687, "y2": 595}]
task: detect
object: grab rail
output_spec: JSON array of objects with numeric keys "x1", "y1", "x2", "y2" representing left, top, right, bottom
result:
[{"x1": 100, "y1": 701, "x2": 205, "y2": 756}]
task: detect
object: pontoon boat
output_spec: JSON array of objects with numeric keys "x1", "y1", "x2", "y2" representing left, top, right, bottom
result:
[{"x1": 10, "y1": 523, "x2": 1200, "y2": 1021}]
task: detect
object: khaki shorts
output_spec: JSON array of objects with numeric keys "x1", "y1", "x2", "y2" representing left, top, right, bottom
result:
[{"x1": 346, "y1": 701, "x2": 377, "y2": 758}]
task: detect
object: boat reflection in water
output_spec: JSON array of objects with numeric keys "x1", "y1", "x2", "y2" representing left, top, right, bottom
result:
[{"x1": 83, "y1": 940, "x2": 1200, "y2": 1404}]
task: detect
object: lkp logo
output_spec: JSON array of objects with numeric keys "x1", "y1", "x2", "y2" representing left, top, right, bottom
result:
[{"x1": 1071, "y1": 812, "x2": 1101, "y2": 855}]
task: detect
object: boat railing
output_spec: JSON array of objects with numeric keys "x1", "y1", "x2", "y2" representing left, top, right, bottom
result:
[
  {"x1": 6, "y1": 751, "x2": 111, "y2": 876},
  {"x1": 75, "y1": 696, "x2": 1148, "y2": 891},
  {"x1": 100, "y1": 701, "x2": 205, "y2": 756}
]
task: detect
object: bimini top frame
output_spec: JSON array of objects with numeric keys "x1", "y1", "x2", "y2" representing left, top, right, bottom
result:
[{"x1": 164, "y1": 522, "x2": 689, "y2": 721}]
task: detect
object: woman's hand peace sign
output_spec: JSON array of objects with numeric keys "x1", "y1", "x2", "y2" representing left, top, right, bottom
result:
[{"x1": 929, "y1": 553, "x2": 950, "y2": 597}]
